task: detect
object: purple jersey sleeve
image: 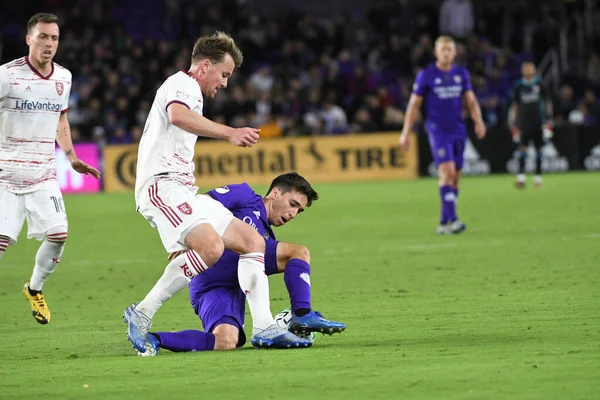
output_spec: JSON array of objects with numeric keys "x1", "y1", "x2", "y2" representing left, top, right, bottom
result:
[
  {"x1": 412, "y1": 70, "x2": 429, "y2": 97},
  {"x1": 462, "y1": 68, "x2": 473, "y2": 94},
  {"x1": 207, "y1": 183, "x2": 255, "y2": 210}
]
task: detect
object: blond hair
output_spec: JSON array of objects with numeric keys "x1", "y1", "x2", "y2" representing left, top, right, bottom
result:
[
  {"x1": 435, "y1": 35, "x2": 455, "y2": 47},
  {"x1": 191, "y1": 31, "x2": 243, "y2": 67}
]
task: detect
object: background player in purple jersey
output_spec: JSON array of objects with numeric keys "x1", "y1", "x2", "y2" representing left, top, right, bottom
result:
[
  {"x1": 399, "y1": 36, "x2": 486, "y2": 235},
  {"x1": 140, "y1": 173, "x2": 345, "y2": 355}
]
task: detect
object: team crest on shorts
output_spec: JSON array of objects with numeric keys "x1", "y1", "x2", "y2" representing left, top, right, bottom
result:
[
  {"x1": 438, "y1": 148, "x2": 446, "y2": 157},
  {"x1": 55, "y1": 81, "x2": 64, "y2": 95},
  {"x1": 177, "y1": 202, "x2": 192, "y2": 215}
]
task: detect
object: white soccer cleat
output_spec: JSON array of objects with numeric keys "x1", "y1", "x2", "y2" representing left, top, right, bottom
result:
[{"x1": 436, "y1": 224, "x2": 452, "y2": 235}]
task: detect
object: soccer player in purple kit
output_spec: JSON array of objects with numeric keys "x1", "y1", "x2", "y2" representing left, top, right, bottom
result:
[
  {"x1": 140, "y1": 173, "x2": 345, "y2": 355},
  {"x1": 399, "y1": 36, "x2": 486, "y2": 234}
]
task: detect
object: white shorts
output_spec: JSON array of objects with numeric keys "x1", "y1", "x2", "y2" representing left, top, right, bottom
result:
[
  {"x1": 0, "y1": 181, "x2": 69, "y2": 245},
  {"x1": 137, "y1": 178, "x2": 234, "y2": 253}
]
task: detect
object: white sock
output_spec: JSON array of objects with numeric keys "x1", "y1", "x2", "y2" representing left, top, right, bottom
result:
[
  {"x1": 136, "y1": 250, "x2": 207, "y2": 319},
  {"x1": 238, "y1": 252, "x2": 275, "y2": 334},
  {"x1": 533, "y1": 175, "x2": 543, "y2": 184},
  {"x1": 517, "y1": 174, "x2": 526, "y2": 183},
  {"x1": 30, "y1": 232, "x2": 67, "y2": 291}
]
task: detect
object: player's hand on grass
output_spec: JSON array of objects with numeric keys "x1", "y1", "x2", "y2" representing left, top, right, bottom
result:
[
  {"x1": 399, "y1": 133, "x2": 410, "y2": 152},
  {"x1": 71, "y1": 159, "x2": 101, "y2": 178},
  {"x1": 475, "y1": 121, "x2": 486, "y2": 139},
  {"x1": 229, "y1": 127, "x2": 260, "y2": 147}
]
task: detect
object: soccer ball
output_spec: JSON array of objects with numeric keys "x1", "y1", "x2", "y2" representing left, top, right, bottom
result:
[{"x1": 274, "y1": 308, "x2": 317, "y2": 342}]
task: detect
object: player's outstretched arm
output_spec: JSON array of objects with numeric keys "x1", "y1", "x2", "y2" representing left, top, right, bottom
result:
[
  {"x1": 464, "y1": 91, "x2": 486, "y2": 139},
  {"x1": 55, "y1": 113, "x2": 101, "y2": 178},
  {"x1": 168, "y1": 103, "x2": 260, "y2": 147},
  {"x1": 399, "y1": 94, "x2": 423, "y2": 152}
]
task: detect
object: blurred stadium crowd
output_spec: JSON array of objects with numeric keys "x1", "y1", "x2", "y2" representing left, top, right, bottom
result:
[{"x1": 1, "y1": 0, "x2": 600, "y2": 144}]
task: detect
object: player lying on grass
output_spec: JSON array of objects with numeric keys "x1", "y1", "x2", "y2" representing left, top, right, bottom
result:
[{"x1": 140, "y1": 173, "x2": 346, "y2": 355}]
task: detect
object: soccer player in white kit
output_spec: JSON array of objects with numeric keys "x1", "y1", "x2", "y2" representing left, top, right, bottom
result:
[
  {"x1": 123, "y1": 32, "x2": 310, "y2": 351},
  {"x1": 0, "y1": 13, "x2": 101, "y2": 324}
]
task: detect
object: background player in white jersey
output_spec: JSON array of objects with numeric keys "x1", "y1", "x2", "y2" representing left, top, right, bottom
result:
[
  {"x1": 0, "y1": 13, "x2": 101, "y2": 324},
  {"x1": 124, "y1": 32, "x2": 310, "y2": 352}
]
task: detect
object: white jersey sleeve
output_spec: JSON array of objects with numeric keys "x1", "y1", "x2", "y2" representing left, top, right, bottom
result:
[
  {"x1": 164, "y1": 75, "x2": 202, "y2": 112},
  {"x1": 134, "y1": 71, "x2": 204, "y2": 206}
]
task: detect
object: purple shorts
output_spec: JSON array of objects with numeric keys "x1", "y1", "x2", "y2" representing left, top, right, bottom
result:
[
  {"x1": 428, "y1": 135, "x2": 466, "y2": 170},
  {"x1": 191, "y1": 239, "x2": 280, "y2": 347},
  {"x1": 194, "y1": 286, "x2": 247, "y2": 347}
]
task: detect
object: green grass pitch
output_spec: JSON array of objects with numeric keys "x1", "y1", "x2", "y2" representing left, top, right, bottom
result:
[{"x1": 1, "y1": 173, "x2": 599, "y2": 399}]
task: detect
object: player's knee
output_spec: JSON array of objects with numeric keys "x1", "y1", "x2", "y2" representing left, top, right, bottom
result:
[
  {"x1": 46, "y1": 226, "x2": 68, "y2": 244},
  {"x1": 196, "y1": 240, "x2": 224, "y2": 266},
  {"x1": 292, "y1": 245, "x2": 310, "y2": 263},
  {"x1": 238, "y1": 230, "x2": 266, "y2": 255},
  {"x1": 213, "y1": 331, "x2": 238, "y2": 351},
  {"x1": 186, "y1": 224, "x2": 225, "y2": 265},
  {"x1": 438, "y1": 163, "x2": 456, "y2": 185},
  {"x1": 439, "y1": 173, "x2": 455, "y2": 186}
]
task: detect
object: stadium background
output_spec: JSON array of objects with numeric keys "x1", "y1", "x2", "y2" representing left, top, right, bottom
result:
[
  {"x1": 2, "y1": 0, "x2": 600, "y2": 192},
  {"x1": 2, "y1": 1, "x2": 600, "y2": 399}
]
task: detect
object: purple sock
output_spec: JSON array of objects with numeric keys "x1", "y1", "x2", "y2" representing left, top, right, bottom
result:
[
  {"x1": 284, "y1": 259, "x2": 311, "y2": 312},
  {"x1": 440, "y1": 185, "x2": 457, "y2": 223},
  {"x1": 153, "y1": 330, "x2": 215, "y2": 352},
  {"x1": 453, "y1": 187, "x2": 460, "y2": 218}
]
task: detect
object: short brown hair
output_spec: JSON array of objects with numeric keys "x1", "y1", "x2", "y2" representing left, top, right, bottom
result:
[
  {"x1": 191, "y1": 31, "x2": 243, "y2": 67},
  {"x1": 27, "y1": 13, "x2": 59, "y2": 35}
]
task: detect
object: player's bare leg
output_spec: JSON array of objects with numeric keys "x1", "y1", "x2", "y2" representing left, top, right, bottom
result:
[
  {"x1": 22, "y1": 225, "x2": 67, "y2": 324},
  {"x1": 437, "y1": 161, "x2": 465, "y2": 234},
  {"x1": 141, "y1": 323, "x2": 239, "y2": 356},
  {"x1": 124, "y1": 223, "x2": 223, "y2": 352},
  {"x1": 212, "y1": 324, "x2": 240, "y2": 351}
]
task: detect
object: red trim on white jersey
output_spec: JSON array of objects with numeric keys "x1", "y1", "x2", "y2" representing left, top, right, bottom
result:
[
  {"x1": 165, "y1": 100, "x2": 190, "y2": 112},
  {"x1": 25, "y1": 56, "x2": 54, "y2": 80}
]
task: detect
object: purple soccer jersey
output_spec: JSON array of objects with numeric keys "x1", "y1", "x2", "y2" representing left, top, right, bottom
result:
[
  {"x1": 189, "y1": 183, "x2": 279, "y2": 295},
  {"x1": 413, "y1": 63, "x2": 472, "y2": 167},
  {"x1": 188, "y1": 183, "x2": 278, "y2": 340}
]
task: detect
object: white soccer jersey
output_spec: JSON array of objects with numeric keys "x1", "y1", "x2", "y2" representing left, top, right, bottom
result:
[
  {"x1": 134, "y1": 71, "x2": 203, "y2": 207},
  {"x1": 0, "y1": 56, "x2": 71, "y2": 193}
]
